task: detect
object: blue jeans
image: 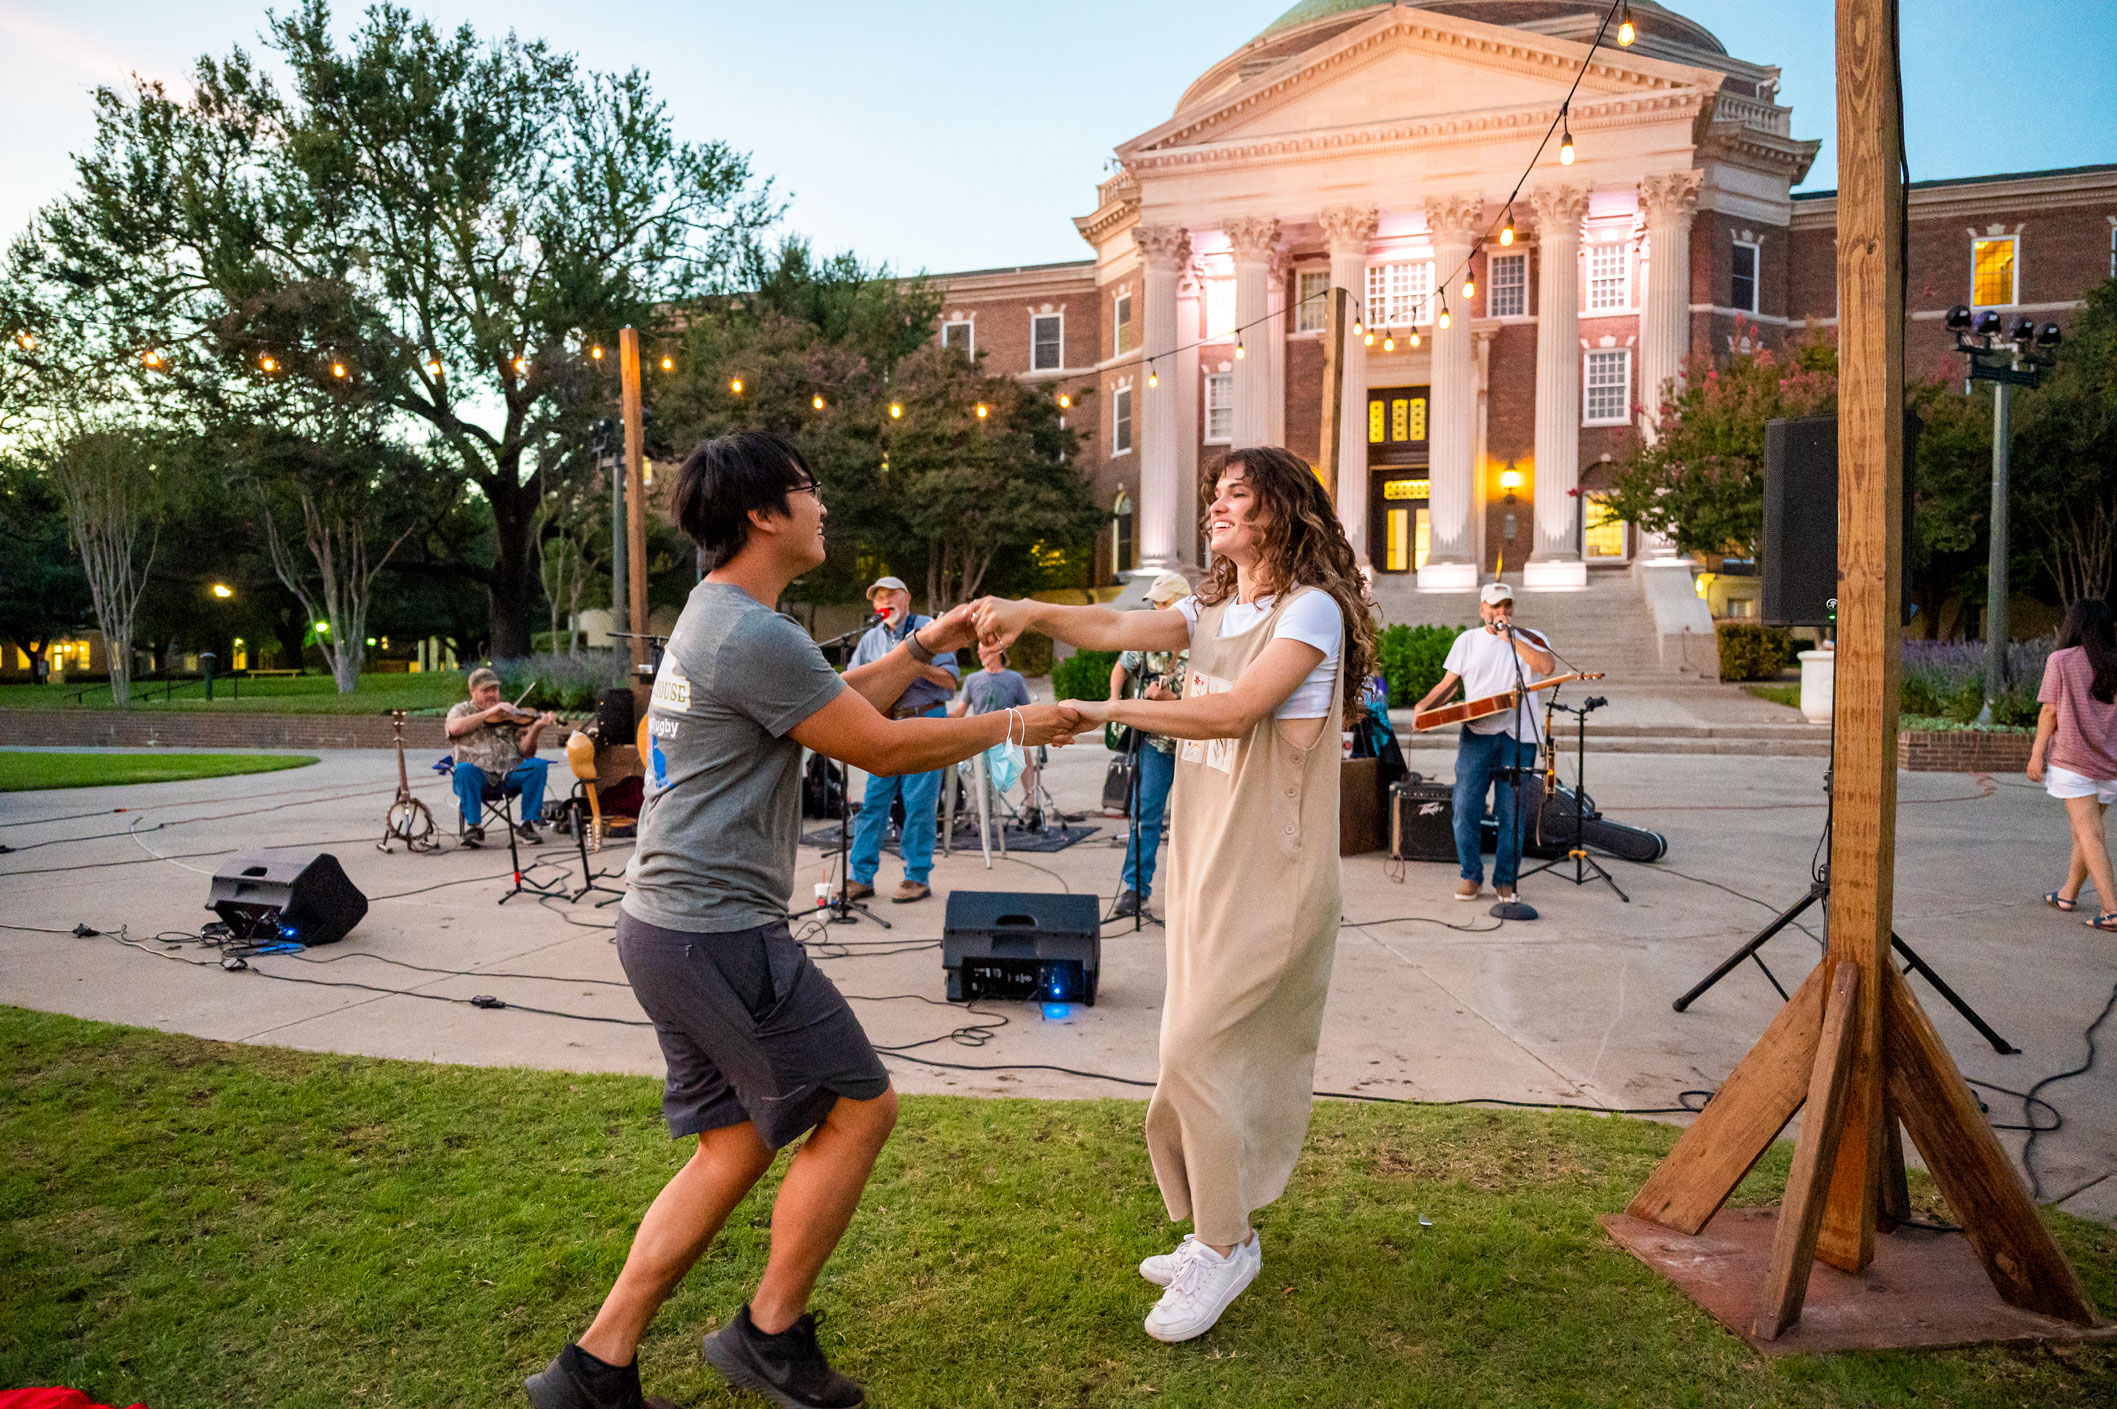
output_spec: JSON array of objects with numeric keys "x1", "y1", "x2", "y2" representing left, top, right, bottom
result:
[
  {"x1": 453, "y1": 758, "x2": 549, "y2": 829},
  {"x1": 851, "y1": 715, "x2": 945, "y2": 885},
  {"x1": 1452, "y1": 731, "x2": 1536, "y2": 887},
  {"x1": 1120, "y1": 743, "x2": 1176, "y2": 898}
]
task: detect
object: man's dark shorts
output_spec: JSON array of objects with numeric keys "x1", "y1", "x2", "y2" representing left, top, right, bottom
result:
[{"x1": 615, "y1": 912, "x2": 890, "y2": 1150}]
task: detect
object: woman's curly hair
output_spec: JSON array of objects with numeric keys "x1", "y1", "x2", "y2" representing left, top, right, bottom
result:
[{"x1": 1192, "y1": 446, "x2": 1379, "y2": 717}]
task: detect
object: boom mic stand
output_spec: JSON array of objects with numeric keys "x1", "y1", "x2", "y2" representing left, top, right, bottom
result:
[
  {"x1": 1489, "y1": 621, "x2": 1541, "y2": 922},
  {"x1": 1519, "y1": 695, "x2": 1628, "y2": 901},
  {"x1": 790, "y1": 613, "x2": 891, "y2": 929},
  {"x1": 1670, "y1": 765, "x2": 2016, "y2": 1055}
]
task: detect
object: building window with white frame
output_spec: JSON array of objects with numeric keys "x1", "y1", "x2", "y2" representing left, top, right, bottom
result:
[
  {"x1": 1731, "y1": 239, "x2": 1760, "y2": 314},
  {"x1": 1031, "y1": 313, "x2": 1063, "y2": 371},
  {"x1": 1583, "y1": 348, "x2": 1631, "y2": 424},
  {"x1": 942, "y1": 319, "x2": 973, "y2": 355},
  {"x1": 1488, "y1": 252, "x2": 1526, "y2": 317},
  {"x1": 1582, "y1": 494, "x2": 1628, "y2": 560},
  {"x1": 1113, "y1": 386, "x2": 1133, "y2": 455},
  {"x1": 1204, "y1": 277, "x2": 1235, "y2": 340},
  {"x1": 1365, "y1": 259, "x2": 1435, "y2": 327},
  {"x1": 1295, "y1": 269, "x2": 1331, "y2": 332},
  {"x1": 1586, "y1": 242, "x2": 1630, "y2": 312},
  {"x1": 1205, "y1": 372, "x2": 1233, "y2": 443},
  {"x1": 1972, "y1": 235, "x2": 2017, "y2": 307},
  {"x1": 1114, "y1": 291, "x2": 1133, "y2": 354}
]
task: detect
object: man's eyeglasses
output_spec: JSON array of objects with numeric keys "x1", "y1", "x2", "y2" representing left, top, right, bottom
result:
[{"x1": 788, "y1": 476, "x2": 823, "y2": 499}]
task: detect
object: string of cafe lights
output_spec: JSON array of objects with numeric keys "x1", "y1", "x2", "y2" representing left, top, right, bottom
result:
[
  {"x1": 1128, "y1": 0, "x2": 1634, "y2": 387},
  {"x1": 11, "y1": 3, "x2": 1638, "y2": 415}
]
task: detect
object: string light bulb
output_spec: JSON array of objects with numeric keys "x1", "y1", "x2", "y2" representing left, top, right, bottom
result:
[
  {"x1": 730, "y1": 377, "x2": 743, "y2": 394},
  {"x1": 1500, "y1": 209, "x2": 1515, "y2": 246},
  {"x1": 1352, "y1": 319, "x2": 1364, "y2": 337},
  {"x1": 1409, "y1": 330, "x2": 1421, "y2": 348},
  {"x1": 660, "y1": 355, "x2": 674, "y2": 372},
  {"x1": 1559, "y1": 106, "x2": 1576, "y2": 166},
  {"x1": 1148, "y1": 364, "x2": 1158, "y2": 387},
  {"x1": 142, "y1": 350, "x2": 162, "y2": 368},
  {"x1": 1057, "y1": 393, "x2": 1071, "y2": 409},
  {"x1": 1363, "y1": 331, "x2": 1376, "y2": 347},
  {"x1": 1438, "y1": 301, "x2": 1452, "y2": 330},
  {"x1": 1383, "y1": 336, "x2": 1395, "y2": 352},
  {"x1": 1235, "y1": 340, "x2": 1245, "y2": 359},
  {"x1": 1617, "y1": 2, "x2": 1636, "y2": 46},
  {"x1": 890, "y1": 401, "x2": 903, "y2": 417},
  {"x1": 812, "y1": 394, "x2": 825, "y2": 410},
  {"x1": 513, "y1": 357, "x2": 526, "y2": 373},
  {"x1": 975, "y1": 403, "x2": 990, "y2": 420},
  {"x1": 1462, "y1": 274, "x2": 1476, "y2": 300},
  {"x1": 591, "y1": 344, "x2": 604, "y2": 361},
  {"x1": 259, "y1": 354, "x2": 277, "y2": 372},
  {"x1": 331, "y1": 361, "x2": 347, "y2": 377},
  {"x1": 16, "y1": 333, "x2": 34, "y2": 350},
  {"x1": 427, "y1": 358, "x2": 443, "y2": 377}
]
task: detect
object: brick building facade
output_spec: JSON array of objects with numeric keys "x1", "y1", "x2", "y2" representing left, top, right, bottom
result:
[{"x1": 924, "y1": 0, "x2": 2117, "y2": 601}]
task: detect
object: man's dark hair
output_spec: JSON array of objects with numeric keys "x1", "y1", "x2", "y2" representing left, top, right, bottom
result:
[{"x1": 672, "y1": 431, "x2": 814, "y2": 570}]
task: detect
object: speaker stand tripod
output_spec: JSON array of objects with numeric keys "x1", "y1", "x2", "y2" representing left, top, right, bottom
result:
[
  {"x1": 788, "y1": 617, "x2": 893, "y2": 929},
  {"x1": 1519, "y1": 694, "x2": 1627, "y2": 902}
]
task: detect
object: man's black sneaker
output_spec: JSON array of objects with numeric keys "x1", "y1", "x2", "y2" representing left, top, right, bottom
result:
[
  {"x1": 516, "y1": 821, "x2": 543, "y2": 845},
  {"x1": 462, "y1": 825, "x2": 487, "y2": 848},
  {"x1": 703, "y1": 1305, "x2": 864, "y2": 1408},
  {"x1": 1112, "y1": 889, "x2": 1143, "y2": 919},
  {"x1": 1021, "y1": 806, "x2": 1043, "y2": 833},
  {"x1": 524, "y1": 1343, "x2": 643, "y2": 1409}
]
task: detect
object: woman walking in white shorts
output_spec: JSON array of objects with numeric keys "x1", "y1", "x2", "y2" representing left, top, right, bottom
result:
[{"x1": 2030, "y1": 597, "x2": 2117, "y2": 932}]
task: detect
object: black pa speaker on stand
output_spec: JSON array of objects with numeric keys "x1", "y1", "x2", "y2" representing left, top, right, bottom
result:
[
  {"x1": 206, "y1": 850, "x2": 368, "y2": 945},
  {"x1": 1761, "y1": 413, "x2": 1921, "y2": 627}
]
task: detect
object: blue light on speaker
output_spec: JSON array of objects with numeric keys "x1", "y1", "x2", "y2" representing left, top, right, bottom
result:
[{"x1": 1041, "y1": 1002, "x2": 1074, "y2": 1022}]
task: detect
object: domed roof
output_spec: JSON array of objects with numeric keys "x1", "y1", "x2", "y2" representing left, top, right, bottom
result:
[{"x1": 1175, "y1": 1, "x2": 1730, "y2": 115}]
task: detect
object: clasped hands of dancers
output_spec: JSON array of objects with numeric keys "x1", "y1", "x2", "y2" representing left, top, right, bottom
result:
[{"x1": 528, "y1": 433, "x2": 1378, "y2": 1409}]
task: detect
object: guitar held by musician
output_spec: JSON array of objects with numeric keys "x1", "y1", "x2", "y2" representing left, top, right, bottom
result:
[{"x1": 1408, "y1": 582, "x2": 1595, "y2": 904}]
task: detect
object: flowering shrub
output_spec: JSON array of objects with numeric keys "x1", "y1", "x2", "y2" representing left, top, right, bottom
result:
[{"x1": 1901, "y1": 637, "x2": 2047, "y2": 727}]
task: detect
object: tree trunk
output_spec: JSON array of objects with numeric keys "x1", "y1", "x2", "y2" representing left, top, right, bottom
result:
[{"x1": 486, "y1": 457, "x2": 542, "y2": 660}]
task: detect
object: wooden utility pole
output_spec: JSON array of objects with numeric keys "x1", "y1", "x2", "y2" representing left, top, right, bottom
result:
[
  {"x1": 619, "y1": 327, "x2": 651, "y2": 677},
  {"x1": 1317, "y1": 286, "x2": 1349, "y2": 500},
  {"x1": 1603, "y1": 0, "x2": 2100, "y2": 1350}
]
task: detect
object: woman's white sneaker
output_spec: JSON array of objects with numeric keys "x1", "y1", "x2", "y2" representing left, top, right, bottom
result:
[
  {"x1": 1139, "y1": 1234, "x2": 1197, "y2": 1287},
  {"x1": 1142, "y1": 1232, "x2": 1261, "y2": 1343}
]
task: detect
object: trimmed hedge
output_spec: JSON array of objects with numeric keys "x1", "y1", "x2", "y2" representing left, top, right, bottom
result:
[
  {"x1": 1051, "y1": 649, "x2": 1119, "y2": 703},
  {"x1": 1009, "y1": 631, "x2": 1055, "y2": 679},
  {"x1": 1716, "y1": 622, "x2": 1795, "y2": 682},
  {"x1": 1377, "y1": 623, "x2": 1469, "y2": 708}
]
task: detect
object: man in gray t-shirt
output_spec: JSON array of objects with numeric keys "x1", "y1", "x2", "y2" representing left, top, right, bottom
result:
[{"x1": 531, "y1": 431, "x2": 1083, "y2": 1409}]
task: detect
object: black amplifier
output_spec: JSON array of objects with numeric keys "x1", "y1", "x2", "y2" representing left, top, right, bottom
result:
[
  {"x1": 942, "y1": 890, "x2": 1101, "y2": 1005},
  {"x1": 206, "y1": 850, "x2": 368, "y2": 945},
  {"x1": 1390, "y1": 776, "x2": 1456, "y2": 863}
]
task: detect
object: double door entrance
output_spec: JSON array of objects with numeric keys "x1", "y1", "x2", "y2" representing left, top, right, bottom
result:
[{"x1": 1366, "y1": 385, "x2": 1429, "y2": 574}]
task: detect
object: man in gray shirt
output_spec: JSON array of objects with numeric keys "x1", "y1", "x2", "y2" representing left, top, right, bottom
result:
[
  {"x1": 527, "y1": 431, "x2": 1081, "y2": 1409},
  {"x1": 843, "y1": 575, "x2": 960, "y2": 904}
]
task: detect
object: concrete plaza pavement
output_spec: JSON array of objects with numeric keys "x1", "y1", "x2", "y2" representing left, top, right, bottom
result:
[{"x1": 2, "y1": 735, "x2": 2112, "y2": 1225}]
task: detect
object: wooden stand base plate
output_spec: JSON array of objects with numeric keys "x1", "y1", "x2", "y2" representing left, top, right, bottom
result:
[{"x1": 1602, "y1": 1209, "x2": 2115, "y2": 1355}]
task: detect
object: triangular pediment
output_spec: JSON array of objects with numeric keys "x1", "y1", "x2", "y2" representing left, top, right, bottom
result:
[{"x1": 1121, "y1": 7, "x2": 1720, "y2": 158}]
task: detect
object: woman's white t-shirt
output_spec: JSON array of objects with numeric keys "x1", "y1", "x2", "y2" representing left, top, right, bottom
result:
[{"x1": 1173, "y1": 590, "x2": 1343, "y2": 719}]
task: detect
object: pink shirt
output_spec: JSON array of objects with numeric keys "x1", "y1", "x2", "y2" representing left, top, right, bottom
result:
[{"x1": 2038, "y1": 646, "x2": 2117, "y2": 780}]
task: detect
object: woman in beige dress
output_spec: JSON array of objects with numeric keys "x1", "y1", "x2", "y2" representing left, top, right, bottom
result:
[{"x1": 973, "y1": 446, "x2": 1377, "y2": 1342}]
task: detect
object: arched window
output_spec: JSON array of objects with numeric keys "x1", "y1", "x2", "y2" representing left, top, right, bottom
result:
[{"x1": 1112, "y1": 490, "x2": 1135, "y2": 580}]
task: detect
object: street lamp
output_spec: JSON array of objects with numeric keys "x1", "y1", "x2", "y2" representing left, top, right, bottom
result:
[{"x1": 1946, "y1": 303, "x2": 2062, "y2": 724}]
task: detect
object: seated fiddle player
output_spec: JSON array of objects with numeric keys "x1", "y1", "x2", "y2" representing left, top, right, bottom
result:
[
  {"x1": 1410, "y1": 582, "x2": 1556, "y2": 903},
  {"x1": 947, "y1": 639, "x2": 1043, "y2": 825},
  {"x1": 445, "y1": 666, "x2": 558, "y2": 846}
]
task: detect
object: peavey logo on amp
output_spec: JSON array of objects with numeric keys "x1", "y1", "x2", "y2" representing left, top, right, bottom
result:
[{"x1": 1418, "y1": 802, "x2": 1444, "y2": 817}]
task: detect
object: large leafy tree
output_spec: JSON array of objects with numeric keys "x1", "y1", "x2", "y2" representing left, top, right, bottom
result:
[
  {"x1": 2, "y1": 1, "x2": 773, "y2": 656},
  {"x1": 0, "y1": 454, "x2": 93, "y2": 683},
  {"x1": 2014, "y1": 278, "x2": 2117, "y2": 605}
]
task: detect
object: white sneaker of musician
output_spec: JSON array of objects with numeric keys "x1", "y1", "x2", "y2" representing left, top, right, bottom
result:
[{"x1": 1142, "y1": 1230, "x2": 1262, "y2": 1342}]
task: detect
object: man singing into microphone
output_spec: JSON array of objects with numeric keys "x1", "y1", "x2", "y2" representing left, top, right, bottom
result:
[
  {"x1": 845, "y1": 576, "x2": 961, "y2": 904},
  {"x1": 1412, "y1": 582, "x2": 1555, "y2": 903}
]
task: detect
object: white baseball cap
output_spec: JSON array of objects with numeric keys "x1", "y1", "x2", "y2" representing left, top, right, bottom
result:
[
  {"x1": 1480, "y1": 581, "x2": 1516, "y2": 606},
  {"x1": 1146, "y1": 571, "x2": 1191, "y2": 606},
  {"x1": 866, "y1": 576, "x2": 909, "y2": 599}
]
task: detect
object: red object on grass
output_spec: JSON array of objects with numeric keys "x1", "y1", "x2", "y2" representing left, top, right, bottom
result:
[{"x1": 0, "y1": 1390, "x2": 146, "y2": 1409}]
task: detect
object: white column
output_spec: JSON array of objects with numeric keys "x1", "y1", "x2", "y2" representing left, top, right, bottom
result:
[
  {"x1": 1175, "y1": 273, "x2": 1202, "y2": 567},
  {"x1": 1638, "y1": 171, "x2": 1702, "y2": 434},
  {"x1": 1321, "y1": 205, "x2": 1378, "y2": 561},
  {"x1": 1225, "y1": 216, "x2": 1280, "y2": 448},
  {"x1": 1525, "y1": 184, "x2": 1589, "y2": 589},
  {"x1": 1420, "y1": 194, "x2": 1483, "y2": 591},
  {"x1": 1135, "y1": 224, "x2": 1190, "y2": 571},
  {"x1": 1265, "y1": 250, "x2": 1288, "y2": 446}
]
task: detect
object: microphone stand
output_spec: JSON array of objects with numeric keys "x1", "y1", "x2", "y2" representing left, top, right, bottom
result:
[
  {"x1": 1489, "y1": 620, "x2": 1539, "y2": 922},
  {"x1": 789, "y1": 613, "x2": 892, "y2": 929},
  {"x1": 1519, "y1": 695, "x2": 1628, "y2": 900}
]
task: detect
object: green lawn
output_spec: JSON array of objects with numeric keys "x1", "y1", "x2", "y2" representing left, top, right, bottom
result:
[
  {"x1": 2, "y1": 1009, "x2": 2111, "y2": 1408},
  {"x1": 0, "y1": 750, "x2": 319, "y2": 791},
  {"x1": 1743, "y1": 683, "x2": 1802, "y2": 709},
  {"x1": 0, "y1": 671, "x2": 466, "y2": 715}
]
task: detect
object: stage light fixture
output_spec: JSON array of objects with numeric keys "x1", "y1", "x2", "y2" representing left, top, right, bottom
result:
[
  {"x1": 730, "y1": 377, "x2": 743, "y2": 394},
  {"x1": 2037, "y1": 322, "x2": 2063, "y2": 347},
  {"x1": 2008, "y1": 315, "x2": 2036, "y2": 343},
  {"x1": 1973, "y1": 310, "x2": 2002, "y2": 338},
  {"x1": 1617, "y1": 2, "x2": 1636, "y2": 46},
  {"x1": 1944, "y1": 304, "x2": 1973, "y2": 332},
  {"x1": 812, "y1": 394, "x2": 825, "y2": 410}
]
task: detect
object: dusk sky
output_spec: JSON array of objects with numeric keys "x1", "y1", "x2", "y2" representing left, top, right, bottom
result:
[{"x1": 2, "y1": 1, "x2": 2112, "y2": 276}]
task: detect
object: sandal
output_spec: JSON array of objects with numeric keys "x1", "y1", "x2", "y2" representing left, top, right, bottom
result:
[
  {"x1": 2086, "y1": 912, "x2": 2117, "y2": 933},
  {"x1": 2046, "y1": 891, "x2": 2080, "y2": 912}
]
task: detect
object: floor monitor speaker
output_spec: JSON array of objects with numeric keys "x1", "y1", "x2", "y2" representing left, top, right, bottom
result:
[
  {"x1": 206, "y1": 850, "x2": 368, "y2": 945},
  {"x1": 1761, "y1": 413, "x2": 1920, "y2": 627},
  {"x1": 942, "y1": 890, "x2": 1101, "y2": 1005}
]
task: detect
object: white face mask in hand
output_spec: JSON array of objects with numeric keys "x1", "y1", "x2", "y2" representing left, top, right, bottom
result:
[{"x1": 984, "y1": 707, "x2": 1026, "y2": 792}]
